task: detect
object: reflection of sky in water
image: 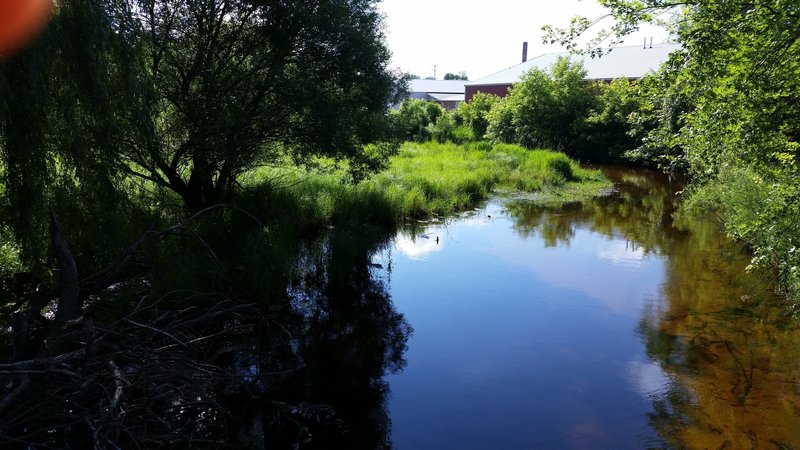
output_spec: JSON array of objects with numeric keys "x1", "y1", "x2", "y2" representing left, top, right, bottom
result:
[
  {"x1": 387, "y1": 199, "x2": 671, "y2": 450},
  {"x1": 598, "y1": 240, "x2": 646, "y2": 267},
  {"x1": 393, "y1": 230, "x2": 444, "y2": 260},
  {"x1": 473, "y1": 207, "x2": 662, "y2": 316},
  {"x1": 627, "y1": 359, "x2": 672, "y2": 398}
]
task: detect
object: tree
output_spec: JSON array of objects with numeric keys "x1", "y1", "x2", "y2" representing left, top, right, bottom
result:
[
  {"x1": 1, "y1": 0, "x2": 403, "y2": 215},
  {"x1": 389, "y1": 99, "x2": 444, "y2": 142},
  {"x1": 487, "y1": 58, "x2": 595, "y2": 153},
  {"x1": 578, "y1": 78, "x2": 645, "y2": 163},
  {"x1": 544, "y1": 0, "x2": 800, "y2": 176},
  {"x1": 456, "y1": 92, "x2": 500, "y2": 140},
  {"x1": 545, "y1": 1, "x2": 800, "y2": 303},
  {"x1": 443, "y1": 72, "x2": 468, "y2": 80},
  {"x1": 123, "y1": 0, "x2": 401, "y2": 210}
]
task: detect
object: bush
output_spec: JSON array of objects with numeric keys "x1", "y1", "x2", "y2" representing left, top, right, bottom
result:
[
  {"x1": 429, "y1": 114, "x2": 474, "y2": 144},
  {"x1": 487, "y1": 58, "x2": 594, "y2": 154},
  {"x1": 457, "y1": 92, "x2": 502, "y2": 140},
  {"x1": 576, "y1": 78, "x2": 643, "y2": 163},
  {"x1": 684, "y1": 166, "x2": 800, "y2": 310},
  {"x1": 390, "y1": 99, "x2": 446, "y2": 142}
]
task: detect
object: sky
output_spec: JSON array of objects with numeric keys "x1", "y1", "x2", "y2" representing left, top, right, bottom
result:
[{"x1": 378, "y1": 0, "x2": 671, "y2": 81}]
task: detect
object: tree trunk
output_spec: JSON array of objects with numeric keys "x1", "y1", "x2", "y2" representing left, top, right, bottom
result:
[{"x1": 49, "y1": 208, "x2": 80, "y2": 327}]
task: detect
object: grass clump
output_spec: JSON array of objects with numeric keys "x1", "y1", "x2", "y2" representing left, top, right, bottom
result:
[
  {"x1": 368, "y1": 141, "x2": 609, "y2": 218},
  {"x1": 239, "y1": 142, "x2": 609, "y2": 228}
]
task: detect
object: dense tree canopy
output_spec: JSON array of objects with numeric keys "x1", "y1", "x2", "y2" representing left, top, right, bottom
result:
[
  {"x1": 0, "y1": 0, "x2": 402, "y2": 231},
  {"x1": 122, "y1": 0, "x2": 402, "y2": 210},
  {"x1": 0, "y1": 0, "x2": 405, "y2": 277}
]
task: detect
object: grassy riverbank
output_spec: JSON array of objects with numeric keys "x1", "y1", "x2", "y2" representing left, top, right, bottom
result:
[{"x1": 240, "y1": 141, "x2": 610, "y2": 233}]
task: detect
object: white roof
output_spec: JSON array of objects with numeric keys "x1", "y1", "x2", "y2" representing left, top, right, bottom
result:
[
  {"x1": 468, "y1": 43, "x2": 681, "y2": 86},
  {"x1": 410, "y1": 79, "x2": 467, "y2": 94},
  {"x1": 428, "y1": 93, "x2": 465, "y2": 102}
]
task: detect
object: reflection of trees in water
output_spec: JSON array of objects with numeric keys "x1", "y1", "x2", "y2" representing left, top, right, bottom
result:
[
  {"x1": 283, "y1": 228, "x2": 412, "y2": 449},
  {"x1": 508, "y1": 166, "x2": 800, "y2": 448},
  {"x1": 508, "y1": 167, "x2": 684, "y2": 253},
  {"x1": 0, "y1": 221, "x2": 410, "y2": 449},
  {"x1": 639, "y1": 219, "x2": 800, "y2": 449}
]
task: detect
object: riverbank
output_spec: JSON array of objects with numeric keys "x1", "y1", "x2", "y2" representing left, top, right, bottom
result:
[{"x1": 0, "y1": 141, "x2": 612, "y2": 448}]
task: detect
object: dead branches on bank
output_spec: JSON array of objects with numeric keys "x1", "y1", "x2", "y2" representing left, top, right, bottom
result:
[
  {"x1": 0, "y1": 205, "x2": 294, "y2": 448},
  {"x1": 0, "y1": 292, "x2": 285, "y2": 449}
]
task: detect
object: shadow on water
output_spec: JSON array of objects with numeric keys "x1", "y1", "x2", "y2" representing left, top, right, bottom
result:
[
  {"x1": 508, "y1": 166, "x2": 800, "y2": 449},
  {"x1": 279, "y1": 227, "x2": 412, "y2": 449},
  {"x1": 0, "y1": 216, "x2": 410, "y2": 449}
]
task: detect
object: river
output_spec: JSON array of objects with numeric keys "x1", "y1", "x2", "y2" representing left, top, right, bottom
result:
[{"x1": 379, "y1": 166, "x2": 800, "y2": 449}]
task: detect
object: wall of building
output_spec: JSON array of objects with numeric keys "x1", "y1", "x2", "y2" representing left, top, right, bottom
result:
[{"x1": 465, "y1": 84, "x2": 513, "y2": 102}]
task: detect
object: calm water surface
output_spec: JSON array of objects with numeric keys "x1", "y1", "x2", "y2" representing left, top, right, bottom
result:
[{"x1": 380, "y1": 166, "x2": 800, "y2": 449}]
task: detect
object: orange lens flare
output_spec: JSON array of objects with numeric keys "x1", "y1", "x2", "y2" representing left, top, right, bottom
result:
[{"x1": 0, "y1": 0, "x2": 53, "y2": 57}]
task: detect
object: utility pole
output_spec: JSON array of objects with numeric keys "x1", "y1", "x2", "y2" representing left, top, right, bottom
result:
[{"x1": 433, "y1": 65, "x2": 437, "y2": 80}]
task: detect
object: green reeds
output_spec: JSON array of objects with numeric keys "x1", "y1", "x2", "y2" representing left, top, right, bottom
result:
[{"x1": 241, "y1": 141, "x2": 609, "y2": 228}]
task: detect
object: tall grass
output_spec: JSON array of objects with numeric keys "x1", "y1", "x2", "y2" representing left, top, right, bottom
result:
[
  {"x1": 240, "y1": 141, "x2": 609, "y2": 228},
  {"x1": 368, "y1": 141, "x2": 608, "y2": 217}
]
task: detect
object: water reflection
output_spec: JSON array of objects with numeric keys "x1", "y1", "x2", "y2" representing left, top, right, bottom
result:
[
  {"x1": 0, "y1": 222, "x2": 410, "y2": 449},
  {"x1": 387, "y1": 166, "x2": 800, "y2": 449},
  {"x1": 281, "y1": 227, "x2": 412, "y2": 449},
  {"x1": 393, "y1": 232, "x2": 444, "y2": 260},
  {"x1": 512, "y1": 167, "x2": 800, "y2": 448}
]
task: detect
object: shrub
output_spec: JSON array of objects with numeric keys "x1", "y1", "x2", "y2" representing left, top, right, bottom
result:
[
  {"x1": 487, "y1": 58, "x2": 594, "y2": 154},
  {"x1": 457, "y1": 92, "x2": 502, "y2": 140},
  {"x1": 390, "y1": 99, "x2": 446, "y2": 142},
  {"x1": 684, "y1": 166, "x2": 800, "y2": 310}
]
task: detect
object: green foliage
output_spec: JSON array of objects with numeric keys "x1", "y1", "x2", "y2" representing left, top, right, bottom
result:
[
  {"x1": 427, "y1": 114, "x2": 473, "y2": 144},
  {"x1": 1, "y1": 0, "x2": 401, "y2": 227},
  {"x1": 0, "y1": 226, "x2": 21, "y2": 279},
  {"x1": 579, "y1": 78, "x2": 644, "y2": 163},
  {"x1": 242, "y1": 141, "x2": 608, "y2": 223},
  {"x1": 369, "y1": 142, "x2": 608, "y2": 217},
  {"x1": 443, "y1": 72, "x2": 469, "y2": 80},
  {"x1": 390, "y1": 99, "x2": 446, "y2": 142},
  {"x1": 547, "y1": 0, "x2": 800, "y2": 305},
  {"x1": 486, "y1": 58, "x2": 596, "y2": 158},
  {"x1": 0, "y1": 0, "x2": 403, "y2": 273},
  {"x1": 621, "y1": 71, "x2": 691, "y2": 172},
  {"x1": 684, "y1": 167, "x2": 800, "y2": 308},
  {"x1": 456, "y1": 92, "x2": 501, "y2": 140},
  {"x1": 0, "y1": 0, "x2": 157, "y2": 266}
]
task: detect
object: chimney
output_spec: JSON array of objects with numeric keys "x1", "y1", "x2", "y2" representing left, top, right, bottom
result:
[{"x1": 522, "y1": 41, "x2": 528, "y2": 63}]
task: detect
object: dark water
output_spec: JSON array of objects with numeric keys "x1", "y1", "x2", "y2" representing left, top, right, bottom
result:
[{"x1": 379, "y1": 166, "x2": 800, "y2": 449}]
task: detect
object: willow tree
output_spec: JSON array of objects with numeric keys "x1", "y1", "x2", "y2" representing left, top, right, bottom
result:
[
  {"x1": 119, "y1": 0, "x2": 400, "y2": 210},
  {"x1": 0, "y1": 0, "x2": 140, "y2": 264},
  {"x1": 1, "y1": 0, "x2": 401, "y2": 221}
]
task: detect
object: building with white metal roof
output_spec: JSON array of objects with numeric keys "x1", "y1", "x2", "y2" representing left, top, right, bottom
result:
[
  {"x1": 466, "y1": 43, "x2": 680, "y2": 101},
  {"x1": 407, "y1": 79, "x2": 467, "y2": 110}
]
